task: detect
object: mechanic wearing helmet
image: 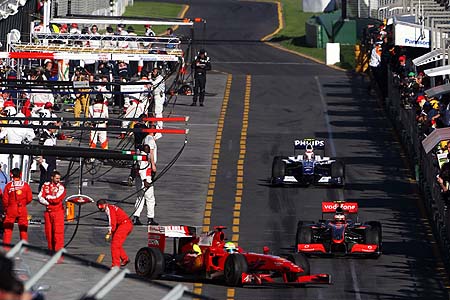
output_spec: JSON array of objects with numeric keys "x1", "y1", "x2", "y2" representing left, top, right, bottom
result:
[
  {"x1": 97, "y1": 199, "x2": 133, "y2": 268},
  {"x1": 88, "y1": 94, "x2": 109, "y2": 149},
  {"x1": 224, "y1": 241, "x2": 239, "y2": 253},
  {"x1": 2, "y1": 168, "x2": 33, "y2": 246},
  {"x1": 190, "y1": 49, "x2": 211, "y2": 107},
  {"x1": 180, "y1": 243, "x2": 204, "y2": 272}
]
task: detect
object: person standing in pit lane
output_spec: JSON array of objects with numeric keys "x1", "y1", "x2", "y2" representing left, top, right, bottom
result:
[
  {"x1": 191, "y1": 49, "x2": 212, "y2": 107},
  {"x1": 149, "y1": 68, "x2": 165, "y2": 139},
  {"x1": 127, "y1": 113, "x2": 148, "y2": 186},
  {"x1": 38, "y1": 170, "x2": 66, "y2": 252},
  {"x1": 37, "y1": 123, "x2": 58, "y2": 192},
  {"x1": 2, "y1": 168, "x2": 33, "y2": 246},
  {"x1": 88, "y1": 94, "x2": 109, "y2": 149},
  {"x1": 132, "y1": 130, "x2": 157, "y2": 226},
  {"x1": 96, "y1": 199, "x2": 133, "y2": 268}
]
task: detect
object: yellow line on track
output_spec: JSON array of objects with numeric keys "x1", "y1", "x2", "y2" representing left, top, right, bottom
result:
[
  {"x1": 260, "y1": 1, "x2": 283, "y2": 41},
  {"x1": 173, "y1": 5, "x2": 190, "y2": 32},
  {"x1": 194, "y1": 74, "x2": 232, "y2": 299},
  {"x1": 229, "y1": 74, "x2": 251, "y2": 300}
]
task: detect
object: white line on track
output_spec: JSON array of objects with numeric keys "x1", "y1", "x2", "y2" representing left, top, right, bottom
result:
[
  {"x1": 188, "y1": 123, "x2": 219, "y2": 126},
  {"x1": 350, "y1": 260, "x2": 362, "y2": 300},
  {"x1": 215, "y1": 61, "x2": 317, "y2": 65},
  {"x1": 315, "y1": 76, "x2": 336, "y2": 157}
]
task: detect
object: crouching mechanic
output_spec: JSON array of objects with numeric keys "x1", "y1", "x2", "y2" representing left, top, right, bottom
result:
[
  {"x1": 97, "y1": 199, "x2": 133, "y2": 268},
  {"x1": 38, "y1": 171, "x2": 66, "y2": 252},
  {"x1": 2, "y1": 168, "x2": 33, "y2": 245},
  {"x1": 180, "y1": 242, "x2": 203, "y2": 273}
]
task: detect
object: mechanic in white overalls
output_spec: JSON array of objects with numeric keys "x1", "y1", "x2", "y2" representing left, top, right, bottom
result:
[
  {"x1": 149, "y1": 67, "x2": 165, "y2": 139},
  {"x1": 0, "y1": 102, "x2": 35, "y2": 182},
  {"x1": 88, "y1": 94, "x2": 109, "y2": 149}
]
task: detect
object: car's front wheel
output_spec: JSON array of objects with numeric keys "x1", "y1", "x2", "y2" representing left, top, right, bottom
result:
[
  {"x1": 271, "y1": 156, "x2": 286, "y2": 184},
  {"x1": 224, "y1": 254, "x2": 248, "y2": 287}
]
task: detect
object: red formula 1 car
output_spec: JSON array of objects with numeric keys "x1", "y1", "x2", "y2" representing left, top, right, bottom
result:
[
  {"x1": 296, "y1": 201, "x2": 382, "y2": 257},
  {"x1": 135, "y1": 225, "x2": 331, "y2": 287}
]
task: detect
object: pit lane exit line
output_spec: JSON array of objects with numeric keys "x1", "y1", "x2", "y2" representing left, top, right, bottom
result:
[
  {"x1": 194, "y1": 74, "x2": 232, "y2": 299},
  {"x1": 214, "y1": 61, "x2": 317, "y2": 65}
]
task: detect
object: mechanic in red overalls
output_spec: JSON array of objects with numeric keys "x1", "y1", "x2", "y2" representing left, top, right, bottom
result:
[
  {"x1": 96, "y1": 199, "x2": 133, "y2": 268},
  {"x1": 38, "y1": 170, "x2": 66, "y2": 251},
  {"x1": 2, "y1": 168, "x2": 33, "y2": 245}
]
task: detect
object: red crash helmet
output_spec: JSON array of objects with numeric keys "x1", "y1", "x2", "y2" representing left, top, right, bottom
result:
[{"x1": 44, "y1": 102, "x2": 53, "y2": 109}]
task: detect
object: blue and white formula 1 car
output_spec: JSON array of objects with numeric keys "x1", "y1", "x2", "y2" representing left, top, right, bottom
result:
[{"x1": 271, "y1": 139, "x2": 345, "y2": 187}]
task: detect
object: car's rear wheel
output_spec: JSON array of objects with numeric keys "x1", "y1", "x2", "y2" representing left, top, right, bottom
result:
[
  {"x1": 271, "y1": 156, "x2": 286, "y2": 182},
  {"x1": 331, "y1": 161, "x2": 345, "y2": 187},
  {"x1": 296, "y1": 222, "x2": 312, "y2": 246},
  {"x1": 135, "y1": 247, "x2": 165, "y2": 278},
  {"x1": 286, "y1": 253, "x2": 310, "y2": 282},
  {"x1": 224, "y1": 254, "x2": 248, "y2": 287},
  {"x1": 365, "y1": 221, "x2": 382, "y2": 257}
]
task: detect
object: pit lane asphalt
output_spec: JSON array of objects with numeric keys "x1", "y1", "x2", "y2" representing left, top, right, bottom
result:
[
  {"x1": 178, "y1": 1, "x2": 450, "y2": 299},
  {"x1": 11, "y1": 1, "x2": 450, "y2": 300}
]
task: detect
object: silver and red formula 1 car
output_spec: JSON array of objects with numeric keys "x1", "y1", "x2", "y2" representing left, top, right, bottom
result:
[
  {"x1": 296, "y1": 201, "x2": 382, "y2": 257},
  {"x1": 135, "y1": 225, "x2": 331, "y2": 286}
]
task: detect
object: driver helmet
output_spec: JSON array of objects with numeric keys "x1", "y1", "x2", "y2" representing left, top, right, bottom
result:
[
  {"x1": 334, "y1": 214, "x2": 346, "y2": 222},
  {"x1": 224, "y1": 242, "x2": 237, "y2": 253},
  {"x1": 304, "y1": 144, "x2": 315, "y2": 160},
  {"x1": 334, "y1": 207, "x2": 346, "y2": 223}
]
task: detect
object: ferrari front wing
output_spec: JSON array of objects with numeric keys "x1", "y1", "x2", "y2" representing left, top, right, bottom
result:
[{"x1": 240, "y1": 272, "x2": 331, "y2": 286}]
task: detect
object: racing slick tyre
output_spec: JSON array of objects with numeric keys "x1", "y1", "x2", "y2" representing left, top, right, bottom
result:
[
  {"x1": 331, "y1": 161, "x2": 345, "y2": 186},
  {"x1": 286, "y1": 253, "x2": 310, "y2": 282},
  {"x1": 135, "y1": 247, "x2": 165, "y2": 279},
  {"x1": 224, "y1": 254, "x2": 248, "y2": 287},
  {"x1": 271, "y1": 156, "x2": 286, "y2": 184},
  {"x1": 365, "y1": 221, "x2": 382, "y2": 257},
  {"x1": 295, "y1": 222, "x2": 312, "y2": 246}
]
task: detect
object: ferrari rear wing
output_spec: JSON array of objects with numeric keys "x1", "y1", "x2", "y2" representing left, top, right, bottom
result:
[
  {"x1": 147, "y1": 225, "x2": 197, "y2": 252},
  {"x1": 294, "y1": 139, "x2": 326, "y2": 150},
  {"x1": 321, "y1": 202, "x2": 358, "y2": 213}
]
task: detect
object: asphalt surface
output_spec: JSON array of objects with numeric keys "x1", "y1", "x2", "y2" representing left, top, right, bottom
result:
[
  {"x1": 4, "y1": 0, "x2": 450, "y2": 299},
  {"x1": 181, "y1": 0, "x2": 450, "y2": 300}
]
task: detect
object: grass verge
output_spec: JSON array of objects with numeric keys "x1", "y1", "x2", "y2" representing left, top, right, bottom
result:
[
  {"x1": 123, "y1": 1, "x2": 184, "y2": 35},
  {"x1": 271, "y1": 0, "x2": 355, "y2": 69}
]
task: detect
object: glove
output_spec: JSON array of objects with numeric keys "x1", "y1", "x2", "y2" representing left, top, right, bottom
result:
[
  {"x1": 39, "y1": 198, "x2": 49, "y2": 206},
  {"x1": 105, "y1": 233, "x2": 112, "y2": 242}
]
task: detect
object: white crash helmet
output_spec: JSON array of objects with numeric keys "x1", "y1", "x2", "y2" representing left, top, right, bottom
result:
[{"x1": 304, "y1": 144, "x2": 315, "y2": 160}]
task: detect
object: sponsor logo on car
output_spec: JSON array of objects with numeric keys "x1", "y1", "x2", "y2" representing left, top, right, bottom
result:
[
  {"x1": 323, "y1": 203, "x2": 356, "y2": 210},
  {"x1": 295, "y1": 139, "x2": 325, "y2": 147}
]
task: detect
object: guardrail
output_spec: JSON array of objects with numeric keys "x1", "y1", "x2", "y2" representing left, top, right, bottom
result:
[{"x1": 385, "y1": 70, "x2": 450, "y2": 265}]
